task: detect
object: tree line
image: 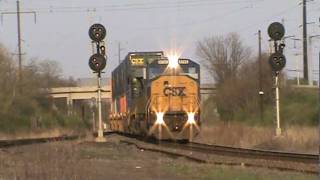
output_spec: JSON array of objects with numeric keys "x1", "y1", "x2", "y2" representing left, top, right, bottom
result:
[
  {"x1": 0, "y1": 44, "x2": 83, "y2": 133},
  {"x1": 197, "y1": 33, "x2": 317, "y2": 126}
]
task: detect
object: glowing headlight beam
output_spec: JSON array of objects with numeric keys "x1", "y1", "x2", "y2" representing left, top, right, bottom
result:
[
  {"x1": 187, "y1": 112, "x2": 196, "y2": 125},
  {"x1": 155, "y1": 112, "x2": 165, "y2": 125},
  {"x1": 148, "y1": 111, "x2": 174, "y2": 139},
  {"x1": 180, "y1": 112, "x2": 200, "y2": 142},
  {"x1": 179, "y1": 112, "x2": 200, "y2": 140},
  {"x1": 168, "y1": 54, "x2": 179, "y2": 69}
]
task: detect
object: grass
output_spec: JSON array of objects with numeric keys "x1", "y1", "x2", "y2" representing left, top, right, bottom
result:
[
  {"x1": 164, "y1": 163, "x2": 318, "y2": 180},
  {"x1": 0, "y1": 138, "x2": 317, "y2": 180},
  {"x1": 195, "y1": 121, "x2": 318, "y2": 154},
  {"x1": 0, "y1": 112, "x2": 90, "y2": 137}
]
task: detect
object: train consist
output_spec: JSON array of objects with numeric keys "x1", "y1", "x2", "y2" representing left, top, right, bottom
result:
[{"x1": 109, "y1": 51, "x2": 200, "y2": 140}]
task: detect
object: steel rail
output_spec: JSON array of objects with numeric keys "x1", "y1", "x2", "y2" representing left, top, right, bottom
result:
[
  {"x1": 161, "y1": 141, "x2": 319, "y2": 164},
  {"x1": 111, "y1": 132, "x2": 319, "y2": 164},
  {"x1": 186, "y1": 142, "x2": 318, "y2": 164},
  {"x1": 0, "y1": 135, "x2": 80, "y2": 148},
  {"x1": 120, "y1": 139, "x2": 318, "y2": 174}
]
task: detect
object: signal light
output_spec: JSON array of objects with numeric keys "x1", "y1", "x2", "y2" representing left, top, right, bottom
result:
[
  {"x1": 89, "y1": 23, "x2": 106, "y2": 42},
  {"x1": 268, "y1": 22, "x2": 285, "y2": 41},
  {"x1": 269, "y1": 52, "x2": 286, "y2": 72},
  {"x1": 89, "y1": 53, "x2": 107, "y2": 72},
  {"x1": 100, "y1": 45, "x2": 106, "y2": 55}
]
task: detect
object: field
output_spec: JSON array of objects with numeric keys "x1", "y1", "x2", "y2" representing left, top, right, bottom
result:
[
  {"x1": 195, "y1": 121, "x2": 318, "y2": 154},
  {"x1": 0, "y1": 135, "x2": 317, "y2": 180}
]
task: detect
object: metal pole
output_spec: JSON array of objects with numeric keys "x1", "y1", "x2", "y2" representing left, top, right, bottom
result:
[
  {"x1": 258, "y1": 30, "x2": 264, "y2": 121},
  {"x1": 92, "y1": 107, "x2": 96, "y2": 132},
  {"x1": 308, "y1": 36, "x2": 313, "y2": 85},
  {"x1": 91, "y1": 98, "x2": 96, "y2": 132},
  {"x1": 296, "y1": 54, "x2": 300, "y2": 85},
  {"x1": 16, "y1": 0, "x2": 22, "y2": 82},
  {"x1": 2, "y1": 2, "x2": 36, "y2": 85},
  {"x1": 302, "y1": 0, "x2": 309, "y2": 82},
  {"x1": 275, "y1": 74, "x2": 281, "y2": 136},
  {"x1": 96, "y1": 73, "x2": 105, "y2": 142},
  {"x1": 118, "y1": 42, "x2": 121, "y2": 65}
]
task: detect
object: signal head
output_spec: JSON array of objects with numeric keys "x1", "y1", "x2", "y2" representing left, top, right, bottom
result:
[
  {"x1": 89, "y1": 23, "x2": 106, "y2": 42},
  {"x1": 269, "y1": 52, "x2": 286, "y2": 72},
  {"x1": 89, "y1": 53, "x2": 107, "y2": 72},
  {"x1": 268, "y1": 22, "x2": 285, "y2": 41}
]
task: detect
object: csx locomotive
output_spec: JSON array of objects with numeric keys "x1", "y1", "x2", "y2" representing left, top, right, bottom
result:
[{"x1": 110, "y1": 51, "x2": 200, "y2": 140}]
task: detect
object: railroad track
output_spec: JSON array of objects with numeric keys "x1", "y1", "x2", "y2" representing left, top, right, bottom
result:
[
  {"x1": 0, "y1": 135, "x2": 80, "y2": 148},
  {"x1": 113, "y1": 132, "x2": 318, "y2": 164},
  {"x1": 158, "y1": 141, "x2": 319, "y2": 164},
  {"x1": 116, "y1": 133, "x2": 319, "y2": 174}
]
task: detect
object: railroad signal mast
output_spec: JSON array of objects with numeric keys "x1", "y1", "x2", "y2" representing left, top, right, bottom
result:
[
  {"x1": 88, "y1": 23, "x2": 107, "y2": 142},
  {"x1": 267, "y1": 22, "x2": 286, "y2": 137}
]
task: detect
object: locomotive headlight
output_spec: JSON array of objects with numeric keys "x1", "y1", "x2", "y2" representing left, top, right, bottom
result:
[
  {"x1": 155, "y1": 112, "x2": 165, "y2": 125},
  {"x1": 187, "y1": 112, "x2": 196, "y2": 125},
  {"x1": 168, "y1": 54, "x2": 179, "y2": 69}
]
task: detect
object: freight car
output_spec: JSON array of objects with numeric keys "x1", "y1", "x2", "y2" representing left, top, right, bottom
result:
[{"x1": 109, "y1": 51, "x2": 200, "y2": 140}]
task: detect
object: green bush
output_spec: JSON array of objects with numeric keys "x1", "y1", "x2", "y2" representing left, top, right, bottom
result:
[
  {"x1": 281, "y1": 88, "x2": 318, "y2": 126},
  {"x1": 206, "y1": 86, "x2": 318, "y2": 126},
  {"x1": 0, "y1": 45, "x2": 87, "y2": 134}
]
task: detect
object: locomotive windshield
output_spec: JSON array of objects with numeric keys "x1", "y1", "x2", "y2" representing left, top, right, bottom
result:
[
  {"x1": 149, "y1": 66, "x2": 166, "y2": 79},
  {"x1": 180, "y1": 66, "x2": 199, "y2": 79},
  {"x1": 148, "y1": 58, "x2": 199, "y2": 80}
]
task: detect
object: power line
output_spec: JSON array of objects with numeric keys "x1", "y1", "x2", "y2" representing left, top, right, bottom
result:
[
  {"x1": 0, "y1": 0, "x2": 263, "y2": 13},
  {"x1": 237, "y1": 3, "x2": 300, "y2": 35},
  {"x1": 136, "y1": 6, "x2": 250, "y2": 31}
]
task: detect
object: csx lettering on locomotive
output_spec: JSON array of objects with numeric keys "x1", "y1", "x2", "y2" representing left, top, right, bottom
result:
[{"x1": 163, "y1": 87, "x2": 186, "y2": 96}]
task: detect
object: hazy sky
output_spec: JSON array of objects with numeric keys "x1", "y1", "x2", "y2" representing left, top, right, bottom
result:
[{"x1": 0, "y1": 0, "x2": 319, "y2": 83}]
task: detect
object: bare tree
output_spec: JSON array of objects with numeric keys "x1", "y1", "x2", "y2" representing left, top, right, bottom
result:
[{"x1": 196, "y1": 33, "x2": 251, "y2": 85}]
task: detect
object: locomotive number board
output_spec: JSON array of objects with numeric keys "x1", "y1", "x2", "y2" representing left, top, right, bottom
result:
[
  {"x1": 157, "y1": 58, "x2": 190, "y2": 65},
  {"x1": 178, "y1": 59, "x2": 189, "y2": 64},
  {"x1": 130, "y1": 56, "x2": 144, "y2": 65}
]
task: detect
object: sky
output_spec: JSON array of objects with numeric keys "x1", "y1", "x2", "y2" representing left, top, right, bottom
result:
[{"x1": 0, "y1": 0, "x2": 319, "y2": 83}]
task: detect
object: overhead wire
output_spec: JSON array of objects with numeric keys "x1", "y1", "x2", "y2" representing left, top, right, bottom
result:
[{"x1": 0, "y1": 0, "x2": 263, "y2": 13}]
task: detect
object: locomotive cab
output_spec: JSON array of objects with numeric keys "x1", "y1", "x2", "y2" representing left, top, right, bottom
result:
[
  {"x1": 110, "y1": 51, "x2": 200, "y2": 141},
  {"x1": 147, "y1": 57, "x2": 201, "y2": 140}
]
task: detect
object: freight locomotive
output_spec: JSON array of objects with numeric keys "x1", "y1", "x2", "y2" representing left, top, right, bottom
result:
[{"x1": 109, "y1": 51, "x2": 200, "y2": 140}]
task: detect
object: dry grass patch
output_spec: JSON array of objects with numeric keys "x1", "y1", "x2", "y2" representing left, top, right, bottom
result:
[
  {"x1": 0, "y1": 128, "x2": 85, "y2": 141},
  {"x1": 195, "y1": 121, "x2": 318, "y2": 154}
]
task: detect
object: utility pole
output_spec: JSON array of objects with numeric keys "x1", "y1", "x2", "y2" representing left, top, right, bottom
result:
[
  {"x1": 1, "y1": 0, "x2": 36, "y2": 82},
  {"x1": 118, "y1": 42, "x2": 121, "y2": 64},
  {"x1": 16, "y1": 0, "x2": 22, "y2": 82},
  {"x1": 302, "y1": 0, "x2": 308, "y2": 82},
  {"x1": 258, "y1": 30, "x2": 264, "y2": 121}
]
